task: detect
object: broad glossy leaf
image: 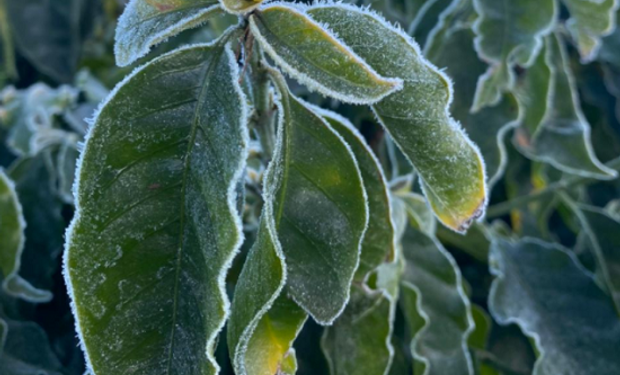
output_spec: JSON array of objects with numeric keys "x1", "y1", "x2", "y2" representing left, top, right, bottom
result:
[
  {"x1": 516, "y1": 34, "x2": 616, "y2": 179},
  {"x1": 471, "y1": 0, "x2": 556, "y2": 111},
  {"x1": 307, "y1": 3, "x2": 487, "y2": 233},
  {"x1": 115, "y1": 0, "x2": 224, "y2": 67},
  {"x1": 64, "y1": 36, "x2": 249, "y2": 375},
  {"x1": 321, "y1": 260, "x2": 402, "y2": 375},
  {"x1": 0, "y1": 169, "x2": 51, "y2": 302},
  {"x1": 562, "y1": 0, "x2": 619, "y2": 62},
  {"x1": 316, "y1": 107, "x2": 395, "y2": 281},
  {"x1": 399, "y1": 214, "x2": 474, "y2": 375},
  {"x1": 489, "y1": 238, "x2": 620, "y2": 375},
  {"x1": 249, "y1": 4, "x2": 402, "y2": 104}
]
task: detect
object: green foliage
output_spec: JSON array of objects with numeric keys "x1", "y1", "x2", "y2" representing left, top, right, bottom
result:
[{"x1": 1, "y1": 0, "x2": 620, "y2": 375}]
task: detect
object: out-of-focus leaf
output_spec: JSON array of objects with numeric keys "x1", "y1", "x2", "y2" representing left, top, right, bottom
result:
[
  {"x1": 316, "y1": 107, "x2": 395, "y2": 281},
  {"x1": 115, "y1": 0, "x2": 224, "y2": 67},
  {"x1": 436, "y1": 223, "x2": 490, "y2": 263},
  {"x1": 0, "y1": 0, "x2": 17, "y2": 84},
  {"x1": 409, "y1": 0, "x2": 458, "y2": 48},
  {"x1": 427, "y1": 26, "x2": 520, "y2": 188},
  {"x1": 0, "y1": 169, "x2": 51, "y2": 302},
  {"x1": 250, "y1": 4, "x2": 402, "y2": 105},
  {"x1": 321, "y1": 260, "x2": 402, "y2": 375},
  {"x1": 471, "y1": 0, "x2": 556, "y2": 111},
  {"x1": 5, "y1": 0, "x2": 99, "y2": 82},
  {"x1": 562, "y1": 0, "x2": 619, "y2": 62},
  {"x1": 397, "y1": 192, "x2": 436, "y2": 236},
  {"x1": 489, "y1": 238, "x2": 620, "y2": 375},
  {"x1": 55, "y1": 137, "x2": 80, "y2": 204},
  {"x1": 399, "y1": 212, "x2": 474, "y2": 375},
  {"x1": 64, "y1": 36, "x2": 249, "y2": 375},
  {"x1": 516, "y1": 34, "x2": 617, "y2": 179},
  {"x1": 220, "y1": 0, "x2": 263, "y2": 14},
  {"x1": 308, "y1": 3, "x2": 487, "y2": 233}
]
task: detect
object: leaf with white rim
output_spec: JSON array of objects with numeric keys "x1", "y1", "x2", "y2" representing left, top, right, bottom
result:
[{"x1": 562, "y1": 0, "x2": 619, "y2": 62}]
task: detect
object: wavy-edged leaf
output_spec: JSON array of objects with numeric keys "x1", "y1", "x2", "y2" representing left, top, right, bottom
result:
[
  {"x1": 321, "y1": 260, "x2": 402, "y2": 375},
  {"x1": 315, "y1": 107, "x2": 395, "y2": 281},
  {"x1": 471, "y1": 0, "x2": 556, "y2": 111},
  {"x1": 516, "y1": 34, "x2": 616, "y2": 179},
  {"x1": 115, "y1": 0, "x2": 224, "y2": 67},
  {"x1": 249, "y1": 4, "x2": 402, "y2": 105},
  {"x1": 307, "y1": 3, "x2": 487, "y2": 233},
  {"x1": 489, "y1": 238, "x2": 620, "y2": 375},
  {"x1": 399, "y1": 211, "x2": 474, "y2": 375},
  {"x1": 64, "y1": 35, "x2": 249, "y2": 375},
  {"x1": 427, "y1": 26, "x2": 520, "y2": 188},
  {"x1": 562, "y1": 0, "x2": 619, "y2": 62},
  {"x1": 0, "y1": 169, "x2": 51, "y2": 302}
]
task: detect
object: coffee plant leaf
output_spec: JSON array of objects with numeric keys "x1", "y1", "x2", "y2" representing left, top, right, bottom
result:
[
  {"x1": 249, "y1": 4, "x2": 403, "y2": 105},
  {"x1": 115, "y1": 0, "x2": 225, "y2": 67},
  {"x1": 489, "y1": 238, "x2": 620, "y2": 375},
  {"x1": 399, "y1": 213, "x2": 474, "y2": 375},
  {"x1": 307, "y1": 3, "x2": 487, "y2": 233},
  {"x1": 518, "y1": 34, "x2": 617, "y2": 179},
  {"x1": 0, "y1": 169, "x2": 52, "y2": 302},
  {"x1": 64, "y1": 35, "x2": 249, "y2": 375},
  {"x1": 315, "y1": 107, "x2": 396, "y2": 281},
  {"x1": 471, "y1": 0, "x2": 556, "y2": 111},
  {"x1": 562, "y1": 0, "x2": 619, "y2": 62}
]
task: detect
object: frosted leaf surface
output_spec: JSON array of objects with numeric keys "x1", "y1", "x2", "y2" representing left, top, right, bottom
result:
[
  {"x1": 471, "y1": 0, "x2": 556, "y2": 110},
  {"x1": 0, "y1": 169, "x2": 52, "y2": 302},
  {"x1": 308, "y1": 4, "x2": 487, "y2": 233},
  {"x1": 115, "y1": 0, "x2": 224, "y2": 66},
  {"x1": 489, "y1": 238, "x2": 620, "y2": 375},
  {"x1": 64, "y1": 37, "x2": 248, "y2": 375},
  {"x1": 316, "y1": 107, "x2": 395, "y2": 281},
  {"x1": 249, "y1": 4, "x2": 402, "y2": 104},
  {"x1": 562, "y1": 0, "x2": 619, "y2": 62}
]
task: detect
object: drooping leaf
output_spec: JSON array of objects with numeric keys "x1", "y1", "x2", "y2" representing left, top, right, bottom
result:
[
  {"x1": 516, "y1": 34, "x2": 617, "y2": 179},
  {"x1": 489, "y1": 238, "x2": 620, "y2": 375},
  {"x1": 249, "y1": 4, "x2": 403, "y2": 104},
  {"x1": 471, "y1": 0, "x2": 556, "y2": 111},
  {"x1": 315, "y1": 107, "x2": 395, "y2": 281},
  {"x1": 562, "y1": 0, "x2": 619, "y2": 62},
  {"x1": 307, "y1": 3, "x2": 487, "y2": 233},
  {"x1": 321, "y1": 260, "x2": 402, "y2": 375},
  {"x1": 0, "y1": 169, "x2": 51, "y2": 302},
  {"x1": 399, "y1": 209, "x2": 475, "y2": 375},
  {"x1": 115, "y1": 0, "x2": 224, "y2": 67},
  {"x1": 64, "y1": 34, "x2": 249, "y2": 375}
]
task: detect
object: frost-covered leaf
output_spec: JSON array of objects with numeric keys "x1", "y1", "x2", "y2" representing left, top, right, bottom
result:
[
  {"x1": 489, "y1": 238, "x2": 620, "y2": 375},
  {"x1": 427, "y1": 26, "x2": 520, "y2": 188},
  {"x1": 249, "y1": 4, "x2": 402, "y2": 105},
  {"x1": 115, "y1": 0, "x2": 224, "y2": 67},
  {"x1": 316, "y1": 108, "x2": 395, "y2": 281},
  {"x1": 562, "y1": 0, "x2": 619, "y2": 62},
  {"x1": 397, "y1": 192, "x2": 435, "y2": 236},
  {"x1": 220, "y1": 0, "x2": 263, "y2": 14},
  {"x1": 515, "y1": 34, "x2": 617, "y2": 179},
  {"x1": 307, "y1": 3, "x2": 487, "y2": 232},
  {"x1": 399, "y1": 211, "x2": 474, "y2": 375},
  {"x1": 321, "y1": 260, "x2": 402, "y2": 375},
  {"x1": 64, "y1": 36, "x2": 249, "y2": 375},
  {"x1": 56, "y1": 137, "x2": 80, "y2": 204},
  {"x1": 471, "y1": 0, "x2": 556, "y2": 111},
  {"x1": 0, "y1": 169, "x2": 51, "y2": 302},
  {"x1": 409, "y1": 0, "x2": 458, "y2": 48}
]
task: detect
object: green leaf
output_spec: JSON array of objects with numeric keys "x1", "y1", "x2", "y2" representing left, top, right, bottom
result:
[
  {"x1": 307, "y1": 3, "x2": 487, "y2": 233},
  {"x1": 0, "y1": 169, "x2": 51, "y2": 302},
  {"x1": 489, "y1": 238, "x2": 620, "y2": 375},
  {"x1": 471, "y1": 0, "x2": 556, "y2": 111},
  {"x1": 516, "y1": 34, "x2": 617, "y2": 179},
  {"x1": 115, "y1": 0, "x2": 224, "y2": 67},
  {"x1": 0, "y1": 0, "x2": 17, "y2": 84},
  {"x1": 249, "y1": 4, "x2": 403, "y2": 104},
  {"x1": 64, "y1": 35, "x2": 249, "y2": 375},
  {"x1": 316, "y1": 107, "x2": 395, "y2": 281},
  {"x1": 399, "y1": 213, "x2": 474, "y2": 375},
  {"x1": 220, "y1": 0, "x2": 263, "y2": 15},
  {"x1": 321, "y1": 260, "x2": 402, "y2": 375},
  {"x1": 397, "y1": 192, "x2": 436, "y2": 236},
  {"x1": 562, "y1": 0, "x2": 619, "y2": 62}
]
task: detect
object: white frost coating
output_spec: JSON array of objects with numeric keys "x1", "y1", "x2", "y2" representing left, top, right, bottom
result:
[
  {"x1": 0, "y1": 169, "x2": 52, "y2": 303},
  {"x1": 250, "y1": 2, "x2": 403, "y2": 105},
  {"x1": 488, "y1": 105, "x2": 522, "y2": 189},
  {"x1": 115, "y1": 0, "x2": 223, "y2": 67},
  {"x1": 63, "y1": 31, "x2": 243, "y2": 375}
]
